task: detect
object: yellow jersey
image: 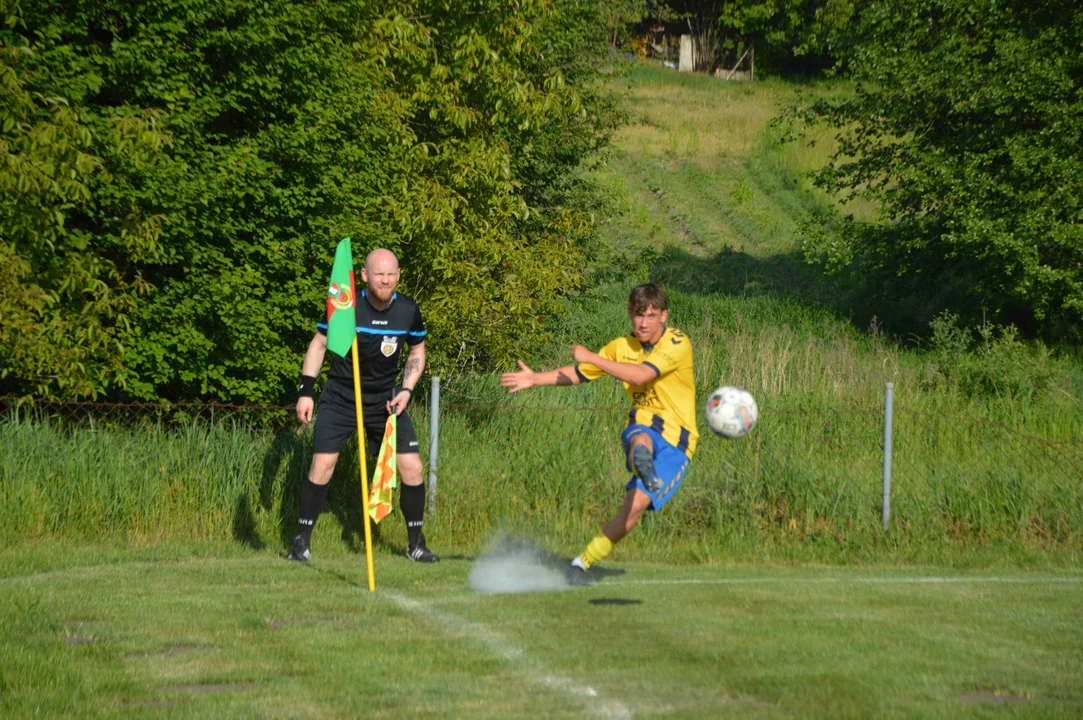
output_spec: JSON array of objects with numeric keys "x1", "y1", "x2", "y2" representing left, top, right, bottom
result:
[{"x1": 576, "y1": 327, "x2": 699, "y2": 457}]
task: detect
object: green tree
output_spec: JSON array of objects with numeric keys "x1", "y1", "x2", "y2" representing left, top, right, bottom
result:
[
  {"x1": 716, "y1": 0, "x2": 853, "y2": 71},
  {"x1": 0, "y1": 0, "x2": 166, "y2": 398},
  {"x1": 799, "y1": 0, "x2": 1083, "y2": 340},
  {"x1": 648, "y1": 0, "x2": 852, "y2": 73},
  {"x1": 2, "y1": 0, "x2": 618, "y2": 401}
]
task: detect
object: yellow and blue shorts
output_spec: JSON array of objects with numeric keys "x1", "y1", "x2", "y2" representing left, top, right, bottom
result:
[{"x1": 621, "y1": 423, "x2": 690, "y2": 510}]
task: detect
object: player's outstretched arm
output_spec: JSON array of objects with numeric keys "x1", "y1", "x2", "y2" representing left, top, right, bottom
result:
[
  {"x1": 570, "y1": 345, "x2": 657, "y2": 386},
  {"x1": 501, "y1": 359, "x2": 580, "y2": 394},
  {"x1": 296, "y1": 333, "x2": 328, "y2": 423}
]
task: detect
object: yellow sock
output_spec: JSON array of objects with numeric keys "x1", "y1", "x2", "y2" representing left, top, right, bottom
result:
[{"x1": 580, "y1": 535, "x2": 614, "y2": 568}]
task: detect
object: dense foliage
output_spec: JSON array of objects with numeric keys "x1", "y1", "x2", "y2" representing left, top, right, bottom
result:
[
  {"x1": 796, "y1": 0, "x2": 1083, "y2": 341},
  {"x1": 0, "y1": 0, "x2": 617, "y2": 401}
]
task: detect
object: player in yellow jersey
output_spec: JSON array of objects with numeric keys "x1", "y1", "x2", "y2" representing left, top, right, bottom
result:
[{"x1": 501, "y1": 283, "x2": 697, "y2": 576}]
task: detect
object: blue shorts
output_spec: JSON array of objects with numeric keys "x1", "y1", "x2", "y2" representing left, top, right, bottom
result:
[{"x1": 621, "y1": 424, "x2": 690, "y2": 511}]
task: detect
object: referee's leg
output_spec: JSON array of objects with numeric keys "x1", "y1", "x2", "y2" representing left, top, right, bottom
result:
[
  {"x1": 288, "y1": 392, "x2": 353, "y2": 561},
  {"x1": 395, "y1": 411, "x2": 439, "y2": 562}
]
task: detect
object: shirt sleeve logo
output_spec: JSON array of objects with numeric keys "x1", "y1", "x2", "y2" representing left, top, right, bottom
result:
[{"x1": 380, "y1": 336, "x2": 399, "y2": 357}]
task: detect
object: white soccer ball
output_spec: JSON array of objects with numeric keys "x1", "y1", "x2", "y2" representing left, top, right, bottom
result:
[{"x1": 704, "y1": 386, "x2": 758, "y2": 438}]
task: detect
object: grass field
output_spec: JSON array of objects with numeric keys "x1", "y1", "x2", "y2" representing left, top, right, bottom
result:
[
  {"x1": 3, "y1": 541, "x2": 1082, "y2": 718},
  {"x1": 4, "y1": 60, "x2": 1083, "y2": 719}
]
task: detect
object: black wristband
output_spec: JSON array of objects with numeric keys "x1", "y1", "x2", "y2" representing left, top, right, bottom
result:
[
  {"x1": 401, "y1": 387, "x2": 414, "y2": 399},
  {"x1": 297, "y1": 374, "x2": 317, "y2": 398}
]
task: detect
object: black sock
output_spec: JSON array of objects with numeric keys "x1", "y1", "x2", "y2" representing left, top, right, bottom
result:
[
  {"x1": 298, "y1": 476, "x2": 329, "y2": 542},
  {"x1": 400, "y1": 483, "x2": 426, "y2": 547}
]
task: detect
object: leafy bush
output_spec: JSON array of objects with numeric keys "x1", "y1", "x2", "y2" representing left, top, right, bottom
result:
[
  {"x1": 928, "y1": 313, "x2": 1054, "y2": 400},
  {"x1": 797, "y1": 0, "x2": 1083, "y2": 342},
  {"x1": 0, "y1": 0, "x2": 618, "y2": 401}
]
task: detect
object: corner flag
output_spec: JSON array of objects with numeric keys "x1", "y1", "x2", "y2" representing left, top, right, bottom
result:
[
  {"x1": 369, "y1": 414, "x2": 398, "y2": 522},
  {"x1": 325, "y1": 238, "x2": 356, "y2": 357},
  {"x1": 324, "y1": 237, "x2": 375, "y2": 591}
]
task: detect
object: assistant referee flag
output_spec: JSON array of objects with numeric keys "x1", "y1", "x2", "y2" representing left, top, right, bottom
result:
[{"x1": 325, "y1": 238, "x2": 356, "y2": 357}]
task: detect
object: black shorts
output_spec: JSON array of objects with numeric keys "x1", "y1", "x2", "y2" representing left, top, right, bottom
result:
[{"x1": 311, "y1": 379, "x2": 420, "y2": 456}]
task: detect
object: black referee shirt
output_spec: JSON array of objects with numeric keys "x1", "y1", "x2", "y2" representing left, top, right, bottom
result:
[{"x1": 316, "y1": 290, "x2": 427, "y2": 397}]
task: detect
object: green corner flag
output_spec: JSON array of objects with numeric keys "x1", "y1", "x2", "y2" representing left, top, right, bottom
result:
[{"x1": 325, "y1": 238, "x2": 356, "y2": 358}]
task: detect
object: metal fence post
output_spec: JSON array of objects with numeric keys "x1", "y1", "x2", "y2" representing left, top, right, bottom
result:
[
  {"x1": 882, "y1": 382, "x2": 894, "y2": 531},
  {"x1": 428, "y1": 376, "x2": 440, "y2": 513}
]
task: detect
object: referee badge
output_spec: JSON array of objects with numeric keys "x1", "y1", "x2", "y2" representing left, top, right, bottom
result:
[{"x1": 381, "y1": 335, "x2": 398, "y2": 357}]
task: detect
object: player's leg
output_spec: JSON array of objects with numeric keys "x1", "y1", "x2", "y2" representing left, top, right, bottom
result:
[
  {"x1": 627, "y1": 431, "x2": 663, "y2": 493},
  {"x1": 289, "y1": 452, "x2": 338, "y2": 560},
  {"x1": 572, "y1": 487, "x2": 653, "y2": 572},
  {"x1": 572, "y1": 425, "x2": 690, "y2": 573},
  {"x1": 395, "y1": 411, "x2": 439, "y2": 562},
  {"x1": 289, "y1": 390, "x2": 353, "y2": 561},
  {"x1": 603, "y1": 487, "x2": 654, "y2": 542}
]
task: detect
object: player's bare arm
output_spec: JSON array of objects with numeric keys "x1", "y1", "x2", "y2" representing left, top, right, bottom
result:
[
  {"x1": 296, "y1": 332, "x2": 328, "y2": 423},
  {"x1": 501, "y1": 360, "x2": 580, "y2": 393},
  {"x1": 389, "y1": 342, "x2": 425, "y2": 415},
  {"x1": 570, "y1": 345, "x2": 658, "y2": 386}
]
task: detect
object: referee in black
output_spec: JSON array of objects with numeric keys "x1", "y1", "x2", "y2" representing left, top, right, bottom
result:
[{"x1": 289, "y1": 248, "x2": 438, "y2": 563}]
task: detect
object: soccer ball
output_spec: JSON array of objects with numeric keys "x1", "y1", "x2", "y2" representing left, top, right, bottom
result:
[{"x1": 704, "y1": 386, "x2": 758, "y2": 438}]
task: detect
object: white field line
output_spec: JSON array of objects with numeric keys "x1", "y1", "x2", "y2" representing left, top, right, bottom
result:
[
  {"x1": 384, "y1": 590, "x2": 633, "y2": 720},
  {"x1": 415, "y1": 575, "x2": 1083, "y2": 608},
  {"x1": 604, "y1": 576, "x2": 1083, "y2": 587}
]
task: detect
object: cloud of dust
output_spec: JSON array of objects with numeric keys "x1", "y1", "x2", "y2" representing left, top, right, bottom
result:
[{"x1": 467, "y1": 534, "x2": 572, "y2": 594}]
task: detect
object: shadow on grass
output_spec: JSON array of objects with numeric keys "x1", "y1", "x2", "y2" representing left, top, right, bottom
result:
[
  {"x1": 253, "y1": 425, "x2": 404, "y2": 558},
  {"x1": 651, "y1": 243, "x2": 982, "y2": 341},
  {"x1": 652, "y1": 243, "x2": 841, "y2": 311},
  {"x1": 254, "y1": 428, "x2": 310, "y2": 552},
  {"x1": 231, "y1": 494, "x2": 264, "y2": 550}
]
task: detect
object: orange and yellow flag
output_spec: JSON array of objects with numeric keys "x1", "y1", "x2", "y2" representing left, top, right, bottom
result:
[{"x1": 369, "y1": 414, "x2": 398, "y2": 522}]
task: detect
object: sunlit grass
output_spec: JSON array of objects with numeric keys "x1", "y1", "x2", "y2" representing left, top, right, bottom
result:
[
  {"x1": 604, "y1": 62, "x2": 878, "y2": 234},
  {"x1": 2, "y1": 545, "x2": 1081, "y2": 718}
]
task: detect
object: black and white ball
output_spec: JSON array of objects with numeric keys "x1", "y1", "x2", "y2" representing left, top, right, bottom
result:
[{"x1": 704, "y1": 386, "x2": 758, "y2": 438}]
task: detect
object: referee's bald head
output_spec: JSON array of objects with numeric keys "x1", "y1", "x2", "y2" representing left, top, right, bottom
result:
[{"x1": 366, "y1": 248, "x2": 398, "y2": 270}]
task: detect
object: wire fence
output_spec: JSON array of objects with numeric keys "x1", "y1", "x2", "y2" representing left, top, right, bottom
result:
[
  {"x1": 3, "y1": 390, "x2": 1081, "y2": 547},
  {"x1": 2, "y1": 392, "x2": 1081, "y2": 498},
  {"x1": 0, "y1": 395, "x2": 296, "y2": 430}
]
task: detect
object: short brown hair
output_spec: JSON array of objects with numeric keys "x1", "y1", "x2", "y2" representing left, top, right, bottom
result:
[{"x1": 628, "y1": 283, "x2": 668, "y2": 314}]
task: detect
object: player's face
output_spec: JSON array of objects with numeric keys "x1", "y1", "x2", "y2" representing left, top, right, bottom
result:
[
  {"x1": 362, "y1": 257, "x2": 400, "y2": 304},
  {"x1": 629, "y1": 305, "x2": 668, "y2": 345}
]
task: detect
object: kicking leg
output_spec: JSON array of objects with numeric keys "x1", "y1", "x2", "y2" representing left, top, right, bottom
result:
[{"x1": 628, "y1": 433, "x2": 662, "y2": 493}]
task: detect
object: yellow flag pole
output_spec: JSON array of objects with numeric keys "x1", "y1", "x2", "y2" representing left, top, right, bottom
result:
[{"x1": 351, "y1": 337, "x2": 376, "y2": 592}]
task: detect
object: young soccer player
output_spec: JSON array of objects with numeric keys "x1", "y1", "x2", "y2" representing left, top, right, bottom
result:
[{"x1": 501, "y1": 283, "x2": 697, "y2": 573}]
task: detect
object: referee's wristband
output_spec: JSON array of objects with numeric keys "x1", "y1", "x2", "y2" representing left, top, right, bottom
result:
[
  {"x1": 399, "y1": 387, "x2": 414, "y2": 402},
  {"x1": 297, "y1": 374, "x2": 317, "y2": 398}
]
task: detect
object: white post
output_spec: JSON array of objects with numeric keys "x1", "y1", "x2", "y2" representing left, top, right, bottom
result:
[
  {"x1": 679, "y1": 35, "x2": 694, "y2": 72},
  {"x1": 882, "y1": 382, "x2": 894, "y2": 530},
  {"x1": 428, "y1": 376, "x2": 440, "y2": 513}
]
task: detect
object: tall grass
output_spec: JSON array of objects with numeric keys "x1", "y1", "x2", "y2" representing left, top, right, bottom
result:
[{"x1": 3, "y1": 343, "x2": 1080, "y2": 564}]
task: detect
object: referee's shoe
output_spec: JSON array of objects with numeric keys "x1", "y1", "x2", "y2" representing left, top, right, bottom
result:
[
  {"x1": 287, "y1": 534, "x2": 311, "y2": 562},
  {"x1": 406, "y1": 532, "x2": 440, "y2": 563}
]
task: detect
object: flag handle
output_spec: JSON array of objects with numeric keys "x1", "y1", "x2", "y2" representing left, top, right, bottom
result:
[{"x1": 351, "y1": 337, "x2": 376, "y2": 592}]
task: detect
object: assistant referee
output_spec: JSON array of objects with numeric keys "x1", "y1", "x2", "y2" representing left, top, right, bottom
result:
[{"x1": 289, "y1": 248, "x2": 438, "y2": 563}]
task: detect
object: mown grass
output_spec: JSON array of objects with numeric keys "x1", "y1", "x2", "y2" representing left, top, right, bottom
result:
[{"x1": 2, "y1": 544, "x2": 1081, "y2": 718}]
